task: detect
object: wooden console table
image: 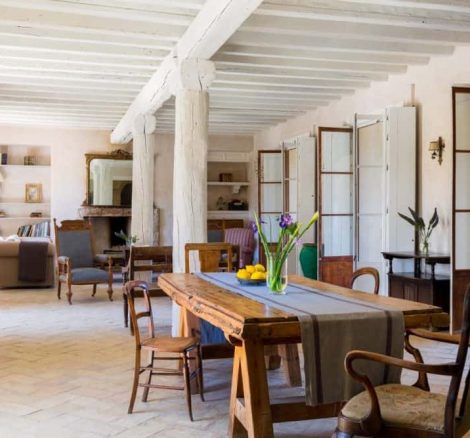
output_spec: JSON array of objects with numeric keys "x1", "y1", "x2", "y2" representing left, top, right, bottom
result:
[{"x1": 382, "y1": 251, "x2": 450, "y2": 314}]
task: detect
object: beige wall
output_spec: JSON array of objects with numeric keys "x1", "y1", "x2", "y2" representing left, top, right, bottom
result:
[
  {"x1": 255, "y1": 45, "x2": 470, "y2": 253},
  {"x1": 0, "y1": 124, "x2": 123, "y2": 223}
]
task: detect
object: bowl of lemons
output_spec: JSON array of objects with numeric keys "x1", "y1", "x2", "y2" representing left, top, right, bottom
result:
[{"x1": 236, "y1": 264, "x2": 266, "y2": 285}]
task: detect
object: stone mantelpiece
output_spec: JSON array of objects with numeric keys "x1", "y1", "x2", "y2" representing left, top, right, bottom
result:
[
  {"x1": 78, "y1": 206, "x2": 160, "y2": 253},
  {"x1": 78, "y1": 206, "x2": 131, "y2": 218}
]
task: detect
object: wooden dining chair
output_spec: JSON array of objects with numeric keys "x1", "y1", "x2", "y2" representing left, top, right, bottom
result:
[
  {"x1": 350, "y1": 266, "x2": 380, "y2": 295},
  {"x1": 184, "y1": 243, "x2": 237, "y2": 360},
  {"x1": 126, "y1": 280, "x2": 203, "y2": 421},
  {"x1": 184, "y1": 242, "x2": 238, "y2": 273},
  {"x1": 335, "y1": 285, "x2": 470, "y2": 438},
  {"x1": 122, "y1": 245, "x2": 172, "y2": 333}
]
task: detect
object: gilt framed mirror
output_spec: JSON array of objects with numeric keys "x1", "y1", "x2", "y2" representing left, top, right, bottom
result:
[{"x1": 85, "y1": 149, "x2": 132, "y2": 207}]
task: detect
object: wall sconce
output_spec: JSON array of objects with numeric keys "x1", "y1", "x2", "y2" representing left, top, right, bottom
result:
[{"x1": 429, "y1": 137, "x2": 445, "y2": 165}]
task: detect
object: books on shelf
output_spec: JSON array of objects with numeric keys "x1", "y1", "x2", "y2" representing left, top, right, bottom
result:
[{"x1": 17, "y1": 220, "x2": 51, "y2": 238}]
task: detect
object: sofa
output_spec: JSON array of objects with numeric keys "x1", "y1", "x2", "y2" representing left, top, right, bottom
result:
[{"x1": 0, "y1": 238, "x2": 55, "y2": 288}]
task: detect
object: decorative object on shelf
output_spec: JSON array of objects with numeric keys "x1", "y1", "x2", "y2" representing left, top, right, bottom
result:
[
  {"x1": 25, "y1": 183, "x2": 42, "y2": 203},
  {"x1": 216, "y1": 196, "x2": 226, "y2": 210},
  {"x1": 23, "y1": 156, "x2": 38, "y2": 166},
  {"x1": 219, "y1": 172, "x2": 233, "y2": 182},
  {"x1": 299, "y1": 243, "x2": 318, "y2": 279},
  {"x1": 30, "y1": 212, "x2": 43, "y2": 218},
  {"x1": 114, "y1": 229, "x2": 139, "y2": 247},
  {"x1": 254, "y1": 211, "x2": 319, "y2": 294},
  {"x1": 0, "y1": 210, "x2": 6, "y2": 217},
  {"x1": 429, "y1": 137, "x2": 445, "y2": 165},
  {"x1": 398, "y1": 207, "x2": 439, "y2": 255},
  {"x1": 1, "y1": 153, "x2": 7, "y2": 165},
  {"x1": 228, "y1": 199, "x2": 248, "y2": 211}
]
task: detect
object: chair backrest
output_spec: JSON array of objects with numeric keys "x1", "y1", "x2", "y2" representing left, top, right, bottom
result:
[
  {"x1": 125, "y1": 280, "x2": 154, "y2": 347},
  {"x1": 185, "y1": 242, "x2": 235, "y2": 273},
  {"x1": 350, "y1": 267, "x2": 380, "y2": 295},
  {"x1": 53, "y1": 219, "x2": 95, "y2": 268},
  {"x1": 224, "y1": 228, "x2": 255, "y2": 267},
  {"x1": 129, "y1": 245, "x2": 172, "y2": 280}
]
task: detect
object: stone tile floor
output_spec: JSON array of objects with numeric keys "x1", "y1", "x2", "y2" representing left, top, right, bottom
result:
[{"x1": 0, "y1": 284, "x2": 464, "y2": 437}]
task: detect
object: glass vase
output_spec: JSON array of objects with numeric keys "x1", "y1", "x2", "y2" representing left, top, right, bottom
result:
[
  {"x1": 420, "y1": 240, "x2": 429, "y2": 256},
  {"x1": 266, "y1": 252, "x2": 288, "y2": 294}
]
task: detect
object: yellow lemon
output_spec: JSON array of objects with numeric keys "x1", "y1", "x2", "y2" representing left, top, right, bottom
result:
[
  {"x1": 236, "y1": 269, "x2": 251, "y2": 280},
  {"x1": 254, "y1": 264, "x2": 265, "y2": 272},
  {"x1": 251, "y1": 271, "x2": 266, "y2": 280},
  {"x1": 245, "y1": 265, "x2": 255, "y2": 274}
]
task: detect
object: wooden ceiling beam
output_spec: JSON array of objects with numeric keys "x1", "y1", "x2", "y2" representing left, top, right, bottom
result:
[{"x1": 111, "y1": 0, "x2": 264, "y2": 144}]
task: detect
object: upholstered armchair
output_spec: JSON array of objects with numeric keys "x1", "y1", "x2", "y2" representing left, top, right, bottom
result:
[
  {"x1": 224, "y1": 227, "x2": 255, "y2": 269},
  {"x1": 54, "y1": 219, "x2": 113, "y2": 305}
]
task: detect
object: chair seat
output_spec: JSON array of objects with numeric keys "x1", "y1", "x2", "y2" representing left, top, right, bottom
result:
[
  {"x1": 60, "y1": 267, "x2": 109, "y2": 283},
  {"x1": 341, "y1": 383, "x2": 446, "y2": 433},
  {"x1": 142, "y1": 336, "x2": 198, "y2": 353}
]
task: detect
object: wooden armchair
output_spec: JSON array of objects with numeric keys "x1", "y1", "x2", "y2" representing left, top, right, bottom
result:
[
  {"x1": 122, "y1": 245, "x2": 172, "y2": 333},
  {"x1": 350, "y1": 267, "x2": 380, "y2": 294},
  {"x1": 335, "y1": 286, "x2": 470, "y2": 438},
  {"x1": 54, "y1": 219, "x2": 113, "y2": 305}
]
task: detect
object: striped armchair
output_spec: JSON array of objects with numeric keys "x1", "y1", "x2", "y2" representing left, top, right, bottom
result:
[{"x1": 224, "y1": 227, "x2": 255, "y2": 269}]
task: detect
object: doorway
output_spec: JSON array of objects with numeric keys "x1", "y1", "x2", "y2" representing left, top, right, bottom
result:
[{"x1": 318, "y1": 127, "x2": 354, "y2": 287}]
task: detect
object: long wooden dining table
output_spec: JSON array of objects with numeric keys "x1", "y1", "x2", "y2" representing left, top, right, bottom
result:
[{"x1": 158, "y1": 273, "x2": 449, "y2": 438}]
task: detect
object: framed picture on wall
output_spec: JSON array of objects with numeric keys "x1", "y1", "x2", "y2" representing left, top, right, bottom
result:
[{"x1": 25, "y1": 183, "x2": 42, "y2": 203}]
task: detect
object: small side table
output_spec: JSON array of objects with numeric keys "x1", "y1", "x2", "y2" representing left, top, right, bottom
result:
[{"x1": 381, "y1": 251, "x2": 450, "y2": 317}]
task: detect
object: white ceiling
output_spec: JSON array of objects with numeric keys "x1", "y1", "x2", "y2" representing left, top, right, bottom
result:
[{"x1": 0, "y1": 0, "x2": 469, "y2": 135}]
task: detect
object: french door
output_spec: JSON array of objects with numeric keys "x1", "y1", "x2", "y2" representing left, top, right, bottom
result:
[
  {"x1": 318, "y1": 127, "x2": 353, "y2": 287},
  {"x1": 452, "y1": 87, "x2": 470, "y2": 330}
]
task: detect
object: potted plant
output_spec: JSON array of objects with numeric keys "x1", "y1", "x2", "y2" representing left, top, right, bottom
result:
[{"x1": 398, "y1": 207, "x2": 439, "y2": 255}]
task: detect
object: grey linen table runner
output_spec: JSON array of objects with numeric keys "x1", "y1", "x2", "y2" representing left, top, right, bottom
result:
[{"x1": 196, "y1": 272, "x2": 404, "y2": 406}]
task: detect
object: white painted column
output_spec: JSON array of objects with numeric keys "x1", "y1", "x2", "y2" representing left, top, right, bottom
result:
[
  {"x1": 131, "y1": 114, "x2": 157, "y2": 245},
  {"x1": 171, "y1": 59, "x2": 215, "y2": 333}
]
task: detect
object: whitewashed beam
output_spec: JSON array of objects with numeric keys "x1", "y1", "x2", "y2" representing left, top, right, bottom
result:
[
  {"x1": 0, "y1": 35, "x2": 169, "y2": 59},
  {"x1": 0, "y1": 0, "x2": 194, "y2": 26},
  {"x1": 230, "y1": 31, "x2": 455, "y2": 55},
  {"x1": 242, "y1": 15, "x2": 470, "y2": 45},
  {"x1": 0, "y1": 5, "x2": 185, "y2": 41},
  {"x1": 215, "y1": 63, "x2": 389, "y2": 81},
  {"x1": 111, "y1": 0, "x2": 263, "y2": 144},
  {"x1": 0, "y1": 49, "x2": 161, "y2": 68},
  {"x1": 215, "y1": 73, "x2": 369, "y2": 89},
  {"x1": 220, "y1": 44, "x2": 430, "y2": 65},
  {"x1": 214, "y1": 54, "x2": 408, "y2": 74},
  {"x1": 258, "y1": 1, "x2": 470, "y2": 30}
]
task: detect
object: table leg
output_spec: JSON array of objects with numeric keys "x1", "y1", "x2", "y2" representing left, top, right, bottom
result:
[
  {"x1": 229, "y1": 340, "x2": 274, "y2": 438},
  {"x1": 279, "y1": 344, "x2": 302, "y2": 387},
  {"x1": 228, "y1": 346, "x2": 247, "y2": 437}
]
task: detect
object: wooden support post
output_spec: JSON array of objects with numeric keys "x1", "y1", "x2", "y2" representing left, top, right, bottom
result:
[
  {"x1": 171, "y1": 59, "x2": 215, "y2": 334},
  {"x1": 131, "y1": 114, "x2": 156, "y2": 245}
]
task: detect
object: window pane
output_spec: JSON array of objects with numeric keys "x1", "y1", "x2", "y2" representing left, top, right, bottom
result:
[
  {"x1": 260, "y1": 183, "x2": 282, "y2": 212},
  {"x1": 321, "y1": 174, "x2": 352, "y2": 214},
  {"x1": 260, "y1": 153, "x2": 282, "y2": 182},
  {"x1": 259, "y1": 213, "x2": 281, "y2": 243},
  {"x1": 321, "y1": 131, "x2": 352, "y2": 172},
  {"x1": 322, "y1": 215, "x2": 353, "y2": 256}
]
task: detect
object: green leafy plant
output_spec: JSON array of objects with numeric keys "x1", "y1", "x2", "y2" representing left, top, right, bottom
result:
[
  {"x1": 398, "y1": 207, "x2": 439, "y2": 254},
  {"x1": 114, "y1": 230, "x2": 138, "y2": 247}
]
